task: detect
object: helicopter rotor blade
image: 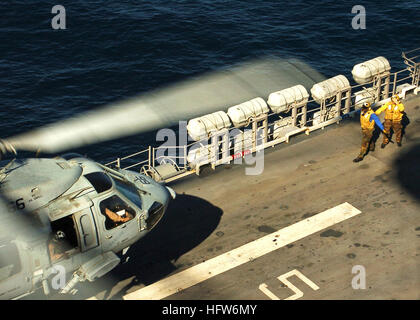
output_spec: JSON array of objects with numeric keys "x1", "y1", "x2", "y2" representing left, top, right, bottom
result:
[{"x1": 3, "y1": 57, "x2": 325, "y2": 154}]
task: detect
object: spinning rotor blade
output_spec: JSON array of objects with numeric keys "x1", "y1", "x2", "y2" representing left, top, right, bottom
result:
[{"x1": 4, "y1": 57, "x2": 324, "y2": 153}]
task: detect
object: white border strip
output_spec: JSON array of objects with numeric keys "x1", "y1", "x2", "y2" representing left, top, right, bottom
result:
[{"x1": 122, "y1": 202, "x2": 361, "y2": 300}]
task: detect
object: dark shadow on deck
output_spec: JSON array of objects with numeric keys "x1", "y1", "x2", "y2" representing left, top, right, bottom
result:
[
  {"x1": 394, "y1": 142, "x2": 420, "y2": 201},
  {"x1": 76, "y1": 193, "x2": 223, "y2": 300}
]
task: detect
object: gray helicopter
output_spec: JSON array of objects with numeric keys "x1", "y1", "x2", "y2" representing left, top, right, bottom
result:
[
  {"x1": 0, "y1": 153, "x2": 175, "y2": 299},
  {"x1": 0, "y1": 57, "x2": 324, "y2": 299}
]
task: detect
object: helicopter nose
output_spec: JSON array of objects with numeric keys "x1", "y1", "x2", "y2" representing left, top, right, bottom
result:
[{"x1": 166, "y1": 186, "x2": 176, "y2": 200}]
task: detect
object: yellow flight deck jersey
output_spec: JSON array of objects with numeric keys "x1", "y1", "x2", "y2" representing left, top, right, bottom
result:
[
  {"x1": 375, "y1": 101, "x2": 405, "y2": 122},
  {"x1": 360, "y1": 110, "x2": 376, "y2": 130}
]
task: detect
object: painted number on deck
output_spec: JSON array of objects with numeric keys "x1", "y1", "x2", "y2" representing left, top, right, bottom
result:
[{"x1": 259, "y1": 269, "x2": 319, "y2": 300}]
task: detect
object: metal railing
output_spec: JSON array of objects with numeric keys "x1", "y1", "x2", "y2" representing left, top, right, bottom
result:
[
  {"x1": 104, "y1": 52, "x2": 420, "y2": 183},
  {"x1": 105, "y1": 147, "x2": 151, "y2": 170},
  {"x1": 402, "y1": 48, "x2": 420, "y2": 88}
]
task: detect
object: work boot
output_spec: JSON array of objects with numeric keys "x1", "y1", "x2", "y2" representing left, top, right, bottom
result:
[
  {"x1": 381, "y1": 143, "x2": 387, "y2": 149},
  {"x1": 353, "y1": 156, "x2": 363, "y2": 163},
  {"x1": 370, "y1": 145, "x2": 375, "y2": 152},
  {"x1": 397, "y1": 142, "x2": 402, "y2": 147}
]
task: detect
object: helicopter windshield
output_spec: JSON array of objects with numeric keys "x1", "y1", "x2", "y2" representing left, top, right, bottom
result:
[{"x1": 114, "y1": 179, "x2": 142, "y2": 210}]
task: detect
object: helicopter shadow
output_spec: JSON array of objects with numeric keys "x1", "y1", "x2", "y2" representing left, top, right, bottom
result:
[
  {"x1": 81, "y1": 193, "x2": 223, "y2": 300},
  {"x1": 394, "y1": 142, "x2": 420, "y2": 201}
]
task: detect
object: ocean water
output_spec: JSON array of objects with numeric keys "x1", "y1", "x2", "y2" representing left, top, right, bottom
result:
[{"x1": 0, "y1": 1, "x2": 419, "y2": 162}]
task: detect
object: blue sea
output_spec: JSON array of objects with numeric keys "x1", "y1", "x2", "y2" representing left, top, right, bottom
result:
[{"x1": 0, "y1": 1, "x2": 419, "y2": 162}]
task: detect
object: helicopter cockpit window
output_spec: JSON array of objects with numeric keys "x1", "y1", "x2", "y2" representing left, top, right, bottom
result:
[
  {"x1": 100, "y1": 195, "x2": 136, "y2": 230},
  {"x1": 84, "y1": 172, "x2": 113, "y2": 194},
  {"x1": 114, "y1": 179, "x2": 142, "y2": 210},
  {"x1": 0, "y1": 242, "x2": 21, "y2": 282}
]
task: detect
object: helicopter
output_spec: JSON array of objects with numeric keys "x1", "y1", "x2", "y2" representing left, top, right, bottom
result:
[
  {"x1": 0, "y1": 153, "x2": 175, "y2": 299},
  {"x1": 0, "y1": 57, "x2": 324, "y2": 299}
]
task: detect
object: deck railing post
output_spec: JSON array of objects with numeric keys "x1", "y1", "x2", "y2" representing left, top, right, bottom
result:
[
  {"x1": 292, "y1": 105, "x2": 297, "y2": 127},
  {"x1": 375, "y1": 76, "x2": 382, "y2": 103},
  {"x1": 335, "y1": 91, "x2": 342, "y2": 117},
  {"x1": 384, "y1": 74, "x2": 390, "y2": 99},
  {"x1": 263, "y1": 116, "x2": 268, "y2": 145},
  {"x1": 415, "y1": 64, "x2": 420, "y2": 87},
  {"x1": 392, "y1": 72, "x2": 398, "y2": 95},
  {"x1": 183, "y1": 145, "x2": 187, "y2": 169},
  {"x1": 252, "y1": 118, "x2": 257, "y2": 150},
  {"x1": 344, "y1": 90, "x2": 351, "y2": 114},
  {"x1": 301, "y1": 102, "x2": 307, "y2": 126},
  {"x1": 148, "y1": 146, "x2": 151, "y2": 168}
]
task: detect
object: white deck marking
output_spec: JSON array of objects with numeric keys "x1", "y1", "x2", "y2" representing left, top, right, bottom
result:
[
  {"x1": 259, "y1": 269, "x2": 319, "y2": 300},
  {"x1": 123, "y1": 202, "x2": 361, "y2": 300},
  {"x1": 278, "y1": 269, "x2": 319, "y2": 300},
  {"x1": 258, "y1": 283, "x2": 281, "y2": 300}
]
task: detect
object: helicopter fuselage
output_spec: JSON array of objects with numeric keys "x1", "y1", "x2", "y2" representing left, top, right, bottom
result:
[{"x1": 0, "y1": 155, "x2": 174, "y2": 299}]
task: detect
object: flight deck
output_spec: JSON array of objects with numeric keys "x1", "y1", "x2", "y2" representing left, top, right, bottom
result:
[{"x1": 79, "y1": 89, "x2": 420, "y2": 301}]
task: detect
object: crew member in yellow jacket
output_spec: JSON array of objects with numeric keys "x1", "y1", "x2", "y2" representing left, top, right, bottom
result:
[
  {"x1": 353, "y1": 102, "x2": 387, "y2": 163},
  {"x1": 375, "y1": 94, "x2": 405, "y2": 147}
]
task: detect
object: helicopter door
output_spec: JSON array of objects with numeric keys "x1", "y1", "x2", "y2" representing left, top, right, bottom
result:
[
  {"x1": 0, "y1": 241, "x2": 31, "y2": 300},
  {"x1": 74, "y1": 209, "x2": 99, "y2": 252}
]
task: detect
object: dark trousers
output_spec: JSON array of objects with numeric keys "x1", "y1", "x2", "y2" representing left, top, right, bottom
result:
[
  {"x1": 359, "y1": 128, "x2": 375, "y2": 157},
  {"x1": 383, "y1": 119, "x2": 402, "y2": 144}
]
